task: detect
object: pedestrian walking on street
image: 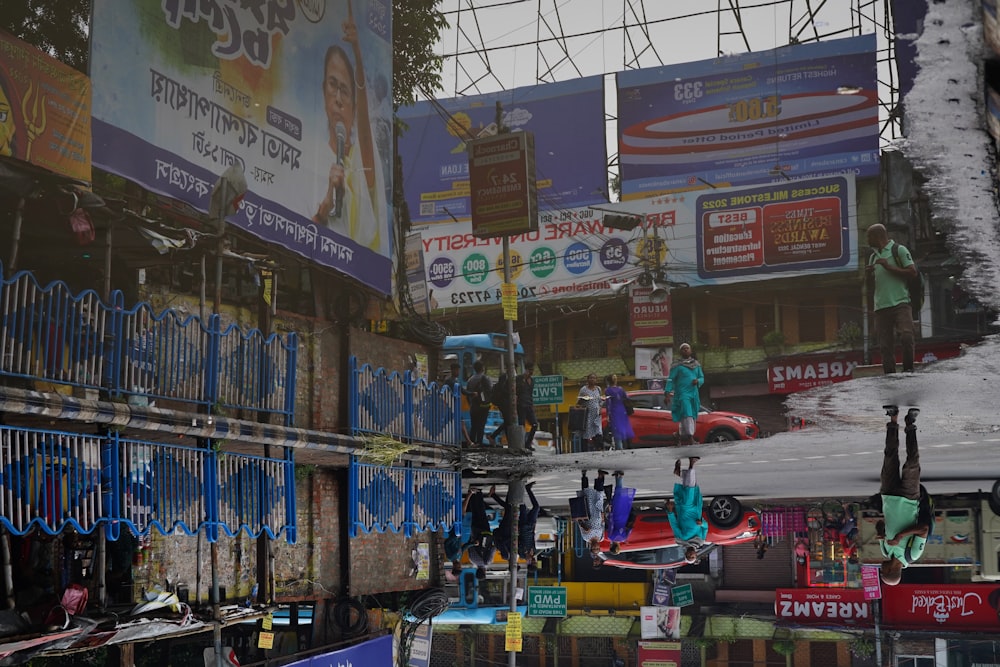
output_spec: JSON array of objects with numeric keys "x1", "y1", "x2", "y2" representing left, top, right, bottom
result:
[
  {"x1": 516, "y1": 362, "x2": 539, "y2": 449},
  {"x1": 877, "y1": 405, "x2": 928, "y2": 585},
  {"x1": 604, "y1": 374, "x2": 634, "y2": 451},
  {"x1": 463, "y1": 361, "x2": 493, "y2": 447},
  {"x1": 866, "y1": 223, "x2": 918, "y2": 373},
  {"x1": 488, "y1": 370, "x2": 512, "y2": 446},
  {"x1": 491, "y1": 482, "x2": 544, "y2": 571},
  {"x1": 666, "y1": 343, "x2": 704, "y2": 446},
  {"x1": 667, "y1": 457, "x2": 706, "y2": 563},
  {"x1": 577, "y1": 373, "x2": 604, "y2": 451}
]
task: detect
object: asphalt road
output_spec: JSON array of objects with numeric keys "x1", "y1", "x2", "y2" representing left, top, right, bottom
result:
[
  {"x1": 462, "y1": 337, "x2": 1000, "y2": 510},
  {"x1": 511, "y1": 423, "x2": 1000, "y2": 509}
]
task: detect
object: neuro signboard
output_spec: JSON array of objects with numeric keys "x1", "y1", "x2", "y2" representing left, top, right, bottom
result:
[
  {"x1": 90, "y1": 0, "x2": 395, "y2": 293},
  {"x1": 617, "y1": 34, "x2": 878, "y2": 198}
]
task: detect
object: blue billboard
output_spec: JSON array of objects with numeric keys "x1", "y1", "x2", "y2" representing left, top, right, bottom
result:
[
  {"x1": 397, "y1": 76, "x2": 608, "y2": 225},
  {"x1": 617, "y1": 35, "x2": 878, "y2": 199}
]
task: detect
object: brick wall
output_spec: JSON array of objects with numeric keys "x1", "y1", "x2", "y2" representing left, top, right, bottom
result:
[
  {"x1": 145, "y1": 468, "x2": 343, "y2": 603},
  {"x1": 349, "y1": 528, "x2": 445, "y2": 597}
]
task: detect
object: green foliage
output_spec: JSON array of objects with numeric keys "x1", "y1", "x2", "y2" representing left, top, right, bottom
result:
[
  {"x1": 772, "y1": 639, "x2": 798, "y2": 656},
  {"x1": 849, "y1": 634, "x2": 875, "y2": 659},
  {"x1": 3, "y1": 1, "x2": 447, "y2": 111},
  {"x1": 295, "y1": 463, "x2": 317, "y2": 480},
  {"x1": 359, "y1": 434, "x2": 414, "y2": 466},
  {"x1": 393, "y1": 0, "x2": 448, "y2": 110},
  {"x1": 2, "y1": 0, "x2": 90, "y2": 73},
  {"x1": 836, "y1": 320, "x2": 863, "y2": 348},
  {"x1": 762, "y1": 330, "x2": 786, "y2": 347}
]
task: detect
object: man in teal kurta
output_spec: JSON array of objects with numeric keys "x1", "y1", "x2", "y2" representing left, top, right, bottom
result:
[
  {"x1": 877, "y1": 406, "x2": 928, "y2": 585},
  {"x1": 665, "y1": 343, "x2": 705, "y2": 446},
  {"x1": 667, "y1": 457, "x2": 707, "y2": 563}
]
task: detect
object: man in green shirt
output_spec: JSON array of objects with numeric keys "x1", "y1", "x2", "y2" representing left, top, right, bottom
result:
[
  {"x1": 877, "y1": 405, "x2": 928, "y2": 585},
  {"x1": 866, "y1": 224, "x2": 917, "y2": 373}
]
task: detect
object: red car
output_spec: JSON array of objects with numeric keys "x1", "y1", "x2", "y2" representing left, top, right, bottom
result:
[
  {"x1": 597, "y1": 495, "x2": 761, "y2": 569},
  {"x1": 602, "y1": 390, "x2": 759, "y2": 447}
]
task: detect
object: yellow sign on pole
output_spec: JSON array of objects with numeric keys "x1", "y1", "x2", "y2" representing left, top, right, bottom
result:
[
  {"x1": 257, "y1": 631, "x2": 274, "y2": 650},
  {"x1": 501, "y1": 282, "x2": 518, "y2": 320},
  {"x1": 262, "y1": 613, "x2": 273, "y2": 630},
  {"x1": 505, "y1": 611, "x2": 523, "y2": 652}
]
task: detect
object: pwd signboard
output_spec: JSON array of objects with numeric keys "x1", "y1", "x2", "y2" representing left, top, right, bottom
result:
[
  {"x1": 671, "y1": 584, "x2": 694, "y2": 608},
  {"x1": 532, "y1": 375, "x2": 564, "y2": 406},
  {"x1": 528, "y1": 586, "x2": 568, "y2": 617}
]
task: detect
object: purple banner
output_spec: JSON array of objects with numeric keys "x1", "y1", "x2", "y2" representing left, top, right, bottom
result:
[
  {"x1": 397, "y1": 76, "x2": 607, "y2": 225},
  {"x1": 94, "y1": 119, "x2": 389, "y2": 292},
  {"x1": 617, "y1": 35, "x2": 878, "y2": 199},
  {"x1": 283, "y1": 634, "x2": 392, "y2": 667}
]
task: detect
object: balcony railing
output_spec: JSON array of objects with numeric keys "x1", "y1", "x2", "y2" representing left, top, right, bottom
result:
[
  {"x1": 0, "y1": 424, "x2": 296, "y2": 543},
  {"x1": 349, "y1": 356, "x2": 462, "y2": 447},
  {"x1": 0, "y1": 263, "x2": 297, "y2": 421},
  {"x1": 348, "y1": 459, "x2": 461, "y2": 538}
]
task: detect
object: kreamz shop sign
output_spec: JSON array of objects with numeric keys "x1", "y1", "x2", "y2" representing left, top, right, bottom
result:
[
  {"x1": 768, "y1": 353, "x2": 861, "y2": 393},
  {"x1": 775, "y1": 589, "x2": 872, "y2": 627}
]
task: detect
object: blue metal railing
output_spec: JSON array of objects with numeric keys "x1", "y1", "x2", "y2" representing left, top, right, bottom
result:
[
  {"x1": 0, "y1": 262, "x2": 297, "y2": 421},
  {"x1": 349, "y1": 356, "x2": 462, "y2": 446},
  {"x1": 348, "y1": 459, "x2": 461, "y2": 538},
  {"x1": 0, "y1": 424, "x2": 296, "y2": 542}
]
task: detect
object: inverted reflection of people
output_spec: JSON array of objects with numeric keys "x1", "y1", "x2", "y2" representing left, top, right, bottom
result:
[
  {"x1": 667, "y1": 457, "x2": 706, "y2": 563},
  {"x1": 605, "y1": 471, "x2": 637, "y2": 554},
  {"x1": 491, "y1": 482, "x2": 542, "y2": 572},
  {"x1": 463, "y1": 487, "x2": 496, "y2": 581},
  {"x1": 574, "y1": 470, "x2": 609, "y2": 568},
  {"x1": 877, "y1": 406, "x2": 927, "y2": 585},
  {"x1": 314, "y1": 0, "x2": 386, "y2": 254},
  {"x1": 0, "y1": 70, "x2": 20, "y2": 158}
]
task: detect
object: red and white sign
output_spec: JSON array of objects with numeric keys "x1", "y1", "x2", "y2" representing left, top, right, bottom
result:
[
  {"x1": 768, "y1": 352, "x2": 862, "y2": 394},
  {"x1": 775, "y1": 589, "x2": 873, "y2": 627},
  {"x1": 861, "y1": 566, "x2": 882, "y2": 600},
  {"x1": 637, "y1": 640, "x2": 681, "y2": 667},
  {"x1": 630, "y1": 286, "x2": 673, "y2": 346},
  {"x1": 882, "y1": 584, "x2": 1000, "y2": 631}
]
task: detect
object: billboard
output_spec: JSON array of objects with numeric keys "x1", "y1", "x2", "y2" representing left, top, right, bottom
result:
[
  {"x1": 418, "y1": 174, "x2": 857, "y2": 311},
  {"x1": 0, "y1": 31, "x2": 91, "y2": 181},
  {"x1": 396, "y1": 76, "x2": 607, "y2": 225},
  {"x1": 617, "y1": 35, "x2": 878, "y2": 199},
  {"x1": 468, "y1": 132, "x2": 538, "y2": 238},
  {"x1": 90, "y1": 0, "x2": 394, "y2": 293},
  {"x1": 882, "y1": 584, "x2": 1000, "y2": 631}
]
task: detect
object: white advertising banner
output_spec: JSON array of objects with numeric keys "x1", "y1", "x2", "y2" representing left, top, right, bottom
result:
[{"x1": 419, "y1": 174, "x2": 857, "y2": 312}]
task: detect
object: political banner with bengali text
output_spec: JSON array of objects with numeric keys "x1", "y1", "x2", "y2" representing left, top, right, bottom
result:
[
  {"x1": 418, "y1": 174, "x2": 857, "y2": 311},
  {"x1": 617, "y1": 34, "x2": 878, "y2": 199},
  {"x1": 90, "y1": 0, "x2": 394, "y2": 293},
  {"x1": 397, "y1": 76, "x2": 607, "y2": 225},
  {"x1": 0, "y1": 31, "x2": 91, "y2": 182}
]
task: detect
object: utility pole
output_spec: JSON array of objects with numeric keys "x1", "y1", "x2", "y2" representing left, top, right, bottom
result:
[{"x1": 495, "y1": 100, "x2": 525, "y2": 667}]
